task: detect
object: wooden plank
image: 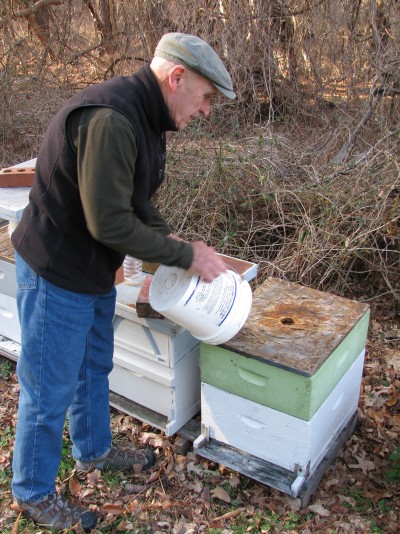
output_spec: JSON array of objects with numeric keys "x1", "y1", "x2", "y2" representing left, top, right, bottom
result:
[
  {"x1": 218, "y1": 253, "x2": 258, "y2": 281},
  {"x1": 0, "y1": 224, "x2": 15, "y2": 261},
  {"x1": 173, "y1": 436, "x2": 191, "y2": 455},
  {"x1": 109, "y1": 390, "x2": 168, "y2": 431},
  {"x1": 195, "y1": 438, "x2": 298, "y2": 496},
  {"x1": 177, "y1": 417, "x2": 202, "y2": 442}
]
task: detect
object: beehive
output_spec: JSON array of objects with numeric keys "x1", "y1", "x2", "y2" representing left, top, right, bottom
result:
[
  {"x1": 200, "y1": 277, "x2": 369, "y2": 420},
  {"x1": 196, "y1": 277, "x2": 369, "y2": 490}
]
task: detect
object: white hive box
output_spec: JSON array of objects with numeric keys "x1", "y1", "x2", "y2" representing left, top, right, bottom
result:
[
  {"x1": 199, "y1": 349, "x2": 364, "y2": 477},
  {"x1": 0, "y1": 257, "x2": 20, "y2": 343},
  {"x1": 110, "y1": 282, "x2": 201, "y2": 436}
]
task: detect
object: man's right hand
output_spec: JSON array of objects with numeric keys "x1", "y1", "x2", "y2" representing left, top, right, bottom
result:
[{"x1": 189, "y1": 241, "x2": 227, "y2": 283}]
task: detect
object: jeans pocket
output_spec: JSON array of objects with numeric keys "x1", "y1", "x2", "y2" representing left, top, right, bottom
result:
[{"x1": 15, "y1": 252, "x2": 38, "y2": 290}]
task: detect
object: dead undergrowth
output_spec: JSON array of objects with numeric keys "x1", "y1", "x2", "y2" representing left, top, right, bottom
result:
[{"x1": 157, "y1": 119, "x2": 400, "y2": 315}]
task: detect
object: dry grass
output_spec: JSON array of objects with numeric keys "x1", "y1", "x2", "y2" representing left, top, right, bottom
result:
[{"x1": 157, "y1": 117, "x2": 400, "y2": 313}]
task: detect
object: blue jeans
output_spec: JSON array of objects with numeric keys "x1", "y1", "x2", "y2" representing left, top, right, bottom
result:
[{"x1": 12, "y1": 252, "x2": 116, "y2": 502}]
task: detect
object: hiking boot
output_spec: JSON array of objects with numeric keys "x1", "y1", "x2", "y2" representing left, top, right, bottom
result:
[
  {"x1": 75, "y1": 444, "x2": 155, "y2": 472},
  {"x1": 15, "y1": 493, "x2": 97, "y2": 532}
]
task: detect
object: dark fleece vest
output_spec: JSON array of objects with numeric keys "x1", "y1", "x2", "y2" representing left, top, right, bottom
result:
[{"x1": 12, "y1": 65, "x2": 177, "y2": 293}]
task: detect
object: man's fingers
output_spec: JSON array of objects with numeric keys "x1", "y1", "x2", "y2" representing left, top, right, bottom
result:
[{"x1": 189, "y1": 241, "x2": 227, "y2": 282}]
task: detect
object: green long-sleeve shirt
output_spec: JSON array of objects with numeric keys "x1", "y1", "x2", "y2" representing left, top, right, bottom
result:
[{"x1": 67, "y1": 106, "x2": 193, "y2": 268}]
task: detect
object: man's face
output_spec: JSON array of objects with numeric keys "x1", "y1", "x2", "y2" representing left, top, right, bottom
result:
[{"x1": 167, "y1": 68, "x2": 218, "y2": 130}]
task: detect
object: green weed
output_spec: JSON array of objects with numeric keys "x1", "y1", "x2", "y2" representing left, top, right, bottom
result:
[
  {"x1": 0, "y1": 424, "x2": 13, "y2": 447},
  {"x1": 101, "y1": 469, "x2": 126, "y2": 488},
  {"x1": 384, "y1": 446, "x2": 400, "y2": 484},
  {"x1": 342, "y1": 487, "x2": 374, "y2": 513},
  {"x1": 0, "y1": 359, "x2": 13, "y2": 378}
]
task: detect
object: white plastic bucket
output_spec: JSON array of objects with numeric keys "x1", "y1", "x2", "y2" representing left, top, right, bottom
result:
[{"x1": 149, "y1": 265, "x2": 252, "y2": 345}]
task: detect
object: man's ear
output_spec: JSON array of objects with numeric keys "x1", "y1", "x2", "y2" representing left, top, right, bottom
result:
[{"x1": 169, "y1": 65, "x2": 186, "y2": 92}]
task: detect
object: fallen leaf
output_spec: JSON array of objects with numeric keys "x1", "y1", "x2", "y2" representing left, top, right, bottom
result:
[
  {"x1": 102, "y1": 502, "x2": 126, "y2": 515},
  {"x1": 68, "y1": 476, "x2": 82, "y2": 497},
  {"x1": 140, "y1": 432, "x2": 161, "y2": 445},
  {"x1": 147, "y1": 468, "x2": 161, "y2": 483},
  {"x1": 324, "y1": 478, "x2": 339, "y2": 488},
  {"x1": 308, "y1": 503, "x2": 331, "y2": 516},
  {"x1": 191, "y1": 480, "x2": 203, "y2": 493},
  {"x1": 80, "y1": 487, "x2": 95, "y2": 499},
  {"x1": 157, "y1": 522, "x2": 171, "y2": 529},
  {"x1": 339, "y1": 495, "x2": 356, "y2": 506},
  {"x1": 385, "y1": 386, "x2": 399, "y2": 407},
  {"x1": 126, "y1": 501, "x2": 142, "y2": 514},
  {"x1": 211, "y1": 507, "x2": 245, "y2": 522},
  {"x1": 86, "y1": 469, "x2": 102, "y2": 486},
  {"x1": 125, "y1": 483, "x2": 147, "y2": 494},
  {"x1": 348, "y1": 455, "x2": 376, "y2": 475},
  {"x1": 229, "y1": 473, "x2": 241, "y2": 488},
  {"x1": 165, "y1": 454, "x2": 175, "y2": 473},
  {"x1": 116, "y1": 520, "x2": 134, "y2": 530},
  {"x1": 210, "y1": 485, "x2": 231, "y2": 503},
  {"x1": 187, "y1": 461, "x2": 215, "y2": 476},
  {"x1": 201, "y1": 486, "x2": 211, "y2": 501},
  {"x1": 329, "y1": 502, "x2": 350, "y2": 513},
  {"x1": 10, "y1": 502, "x2": 21, "y2": 512},
  {"x1": 285, "y1": 495, "x2": 301, "y2": 511},
  {"x1": 12, "y1": 512, "x2": 21, "y2": 534}
]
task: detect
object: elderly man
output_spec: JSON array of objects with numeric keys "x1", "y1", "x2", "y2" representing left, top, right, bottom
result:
[{"x1": 11, "y1": 33, "x2": 235, "y2": 530}]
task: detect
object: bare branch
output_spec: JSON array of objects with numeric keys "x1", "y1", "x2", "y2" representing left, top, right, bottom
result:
[
  {"x1": 12, "y1": 0, "x2": 63, "y2": 19},
  {"x1": 331, "y1": 94, "x2": 382, "y2": 164}
]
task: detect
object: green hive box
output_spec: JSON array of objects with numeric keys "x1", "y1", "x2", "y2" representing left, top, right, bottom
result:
[{"x1": 200, "y1": 277, "x2": 370, "y2": 421}]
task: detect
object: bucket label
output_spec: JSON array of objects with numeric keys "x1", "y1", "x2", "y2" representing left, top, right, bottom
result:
[{"x1": 184, "y1": 272, "x2": 237, "y2": 326}]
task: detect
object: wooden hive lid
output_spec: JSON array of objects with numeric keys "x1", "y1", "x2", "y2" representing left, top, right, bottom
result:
[{"x1": 221, "y1": 277, "x2": 370, "y2": 376}]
